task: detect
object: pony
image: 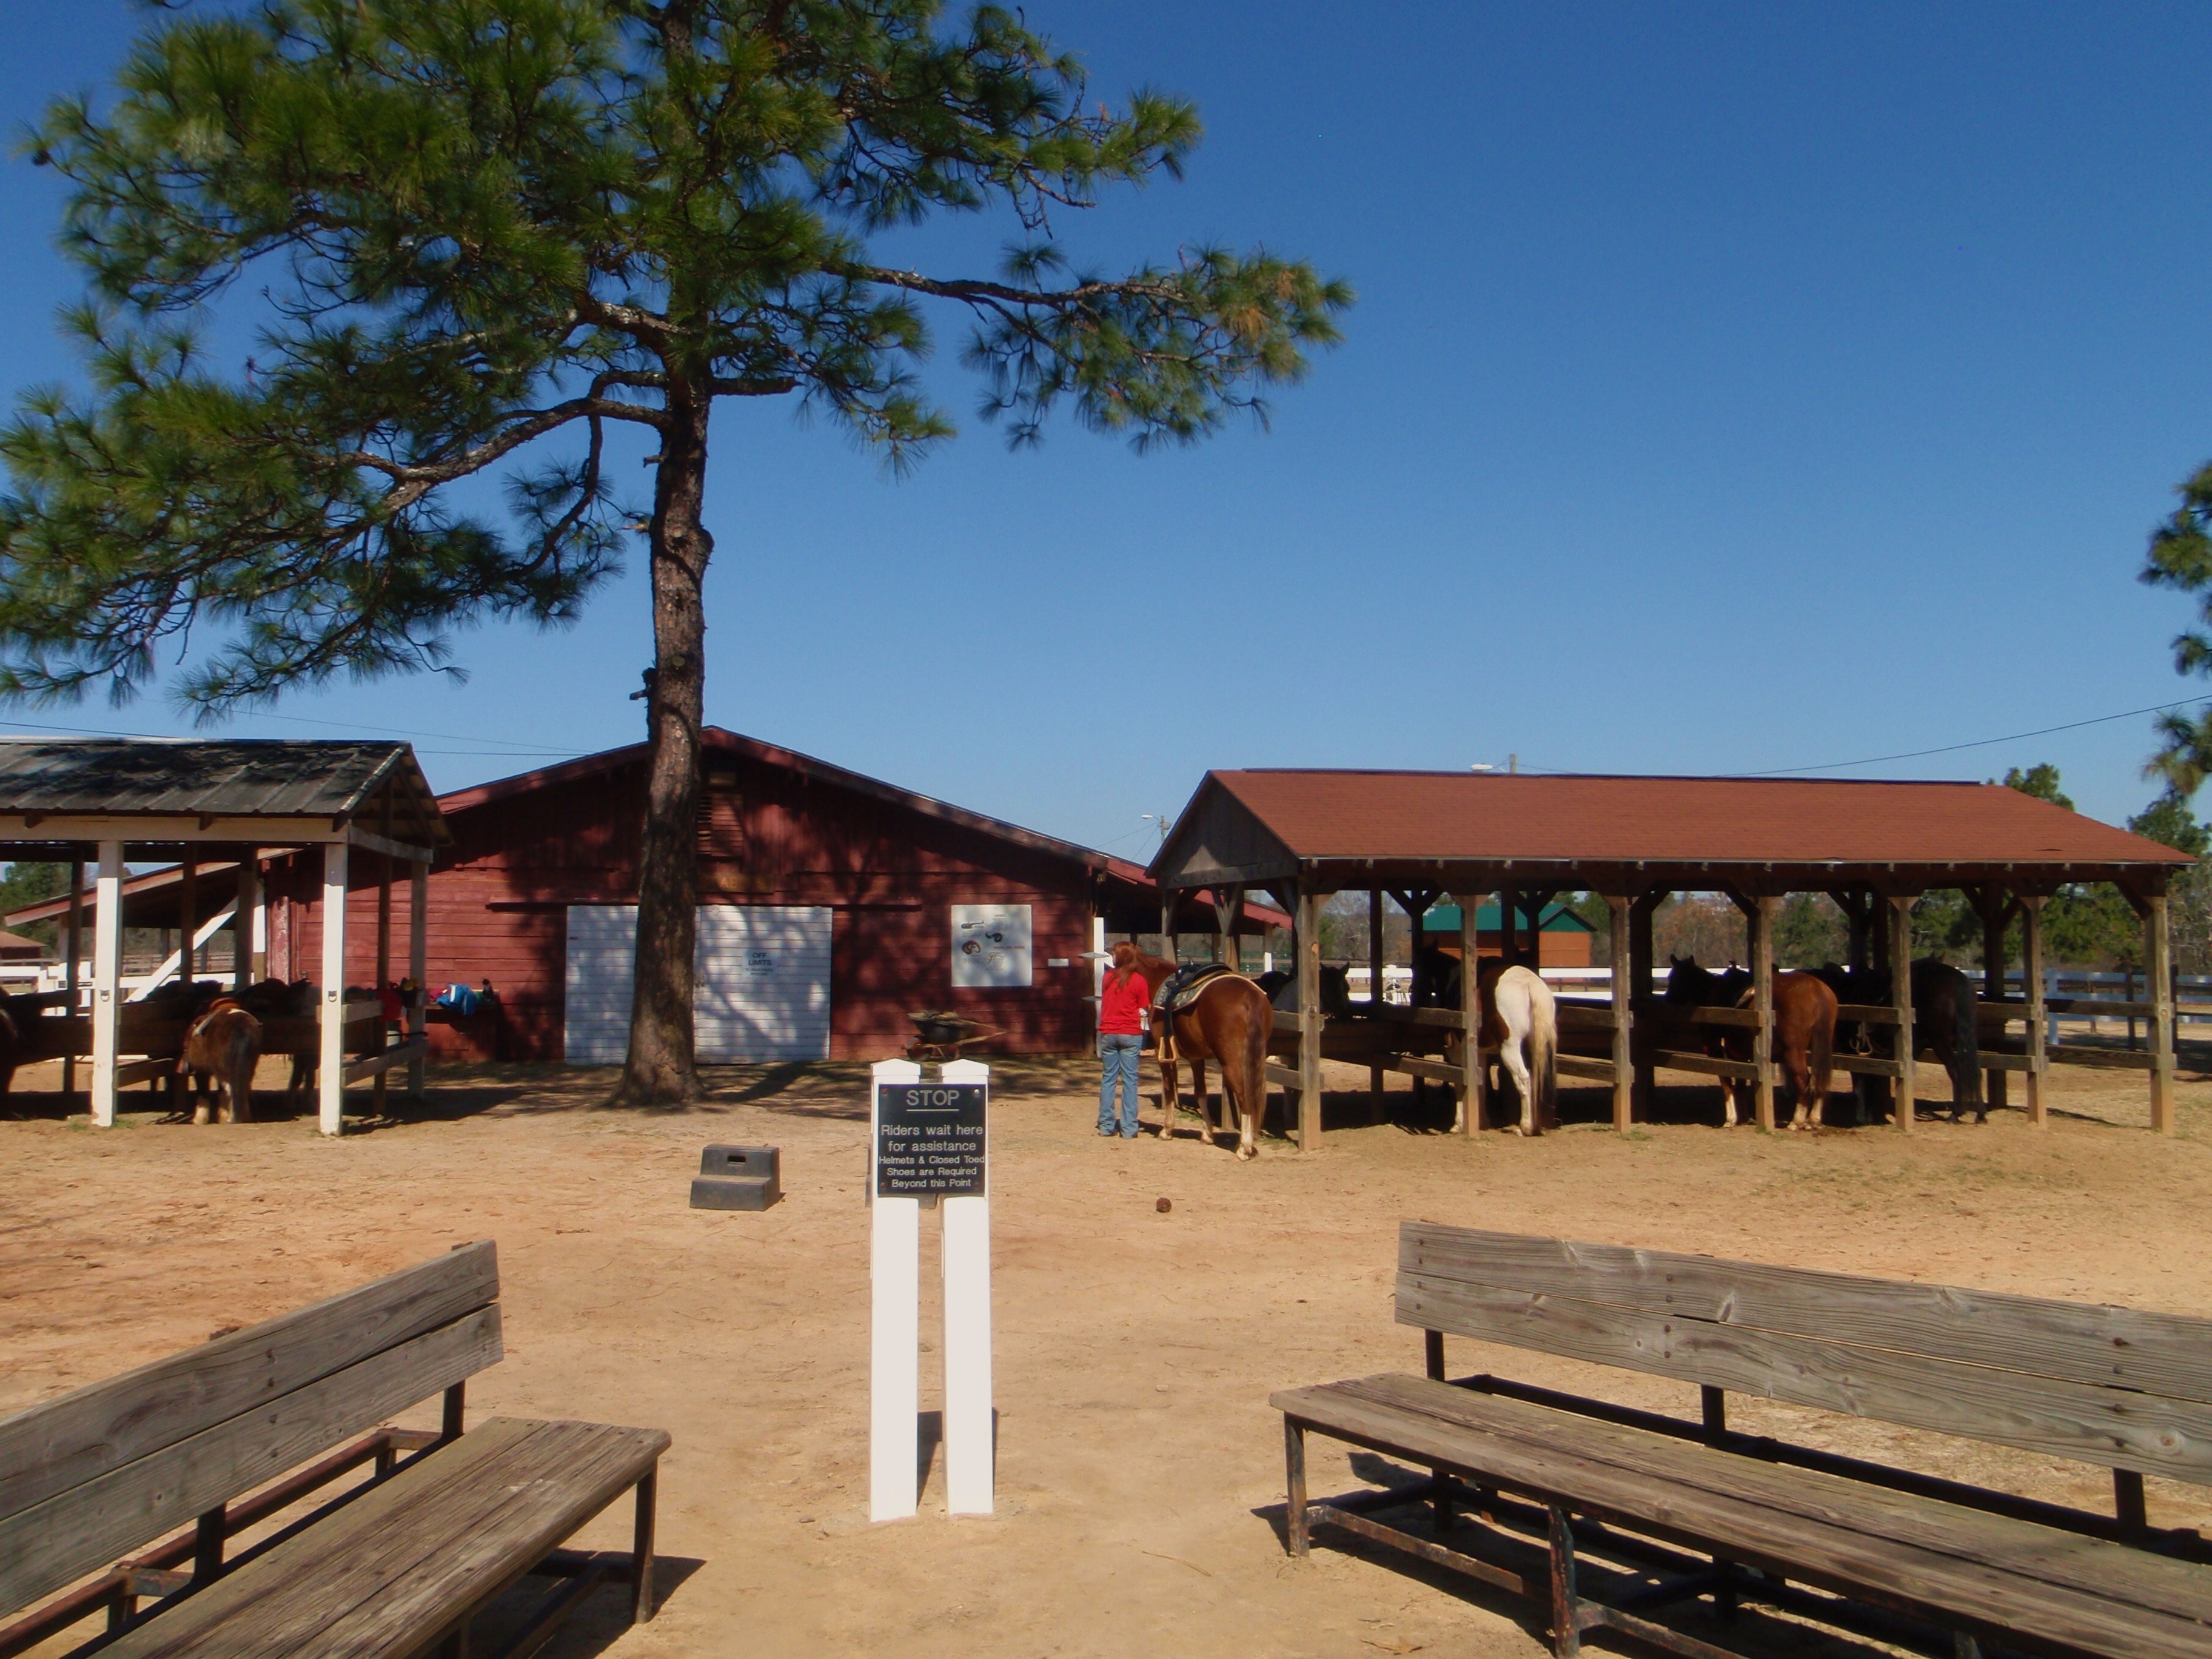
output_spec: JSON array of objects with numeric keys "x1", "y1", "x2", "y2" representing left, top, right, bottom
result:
[
  {"x1": 1664, "y1": 955, "x2": 1837, "y2": 1130},
  {"x1": 178, "y1": 997, "x2": 263, "y2": 1125},
  {"x1": 1430, "y1": 957, "x2": 1559, "y2": 1135},
  {"x1": 1810, "y1": 959, "x2": 1982, "y2": 1125},
  {"x1": 237, "y1": 977, "x2": 320, "y2": 1110},
  {"x1": 1115, "y1": 944, "x2": 1273, "y2": 1160}
]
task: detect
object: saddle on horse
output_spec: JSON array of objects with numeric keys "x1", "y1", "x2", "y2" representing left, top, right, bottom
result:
[{"x1": 1150, "y1": 964, "x2": 1249, "y2": 1062}]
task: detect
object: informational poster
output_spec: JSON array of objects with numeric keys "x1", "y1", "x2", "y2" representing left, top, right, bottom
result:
[{"x1": 951, "y1": 903, "x2": 1031, "y2": 988}]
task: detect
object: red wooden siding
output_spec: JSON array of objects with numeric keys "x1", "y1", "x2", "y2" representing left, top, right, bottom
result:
[{"x1": 264, "y1": 734, "x2": 1107, "y2": 1061}]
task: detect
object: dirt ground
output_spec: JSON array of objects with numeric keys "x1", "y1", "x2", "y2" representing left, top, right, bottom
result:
[{"x1": 5, "y1": 1053, "x2": 2212, "y2": 1659}]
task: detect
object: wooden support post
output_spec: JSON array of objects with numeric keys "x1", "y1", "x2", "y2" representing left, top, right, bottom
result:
[
  {"x1": 90, "y1": 840, "x2": 123, "y2": 1127},
  {"x1": 1629, "y1": 892, "x2": 1658, "y2": 1118},
  {"x1": 374, "y1": 838, "x2": 393, "y2": 1117},
  {"x1": 1749, "y1": 895, "x2": 1777, "y2": 1131},
  {"x1": 2022, "y1": 896, "x2": 2048, "y2": 1129},
  {"x1": 1499, "y1": 882, "x2": 1520, "y2": 968},
  {"x1": 1460, "y1": 894, "x2": 1486, "y2": 1134},
  {"x1": 319, "y1": 840, "x2": 349, "y2": 1137},
  {"x1": 1977, "y1": 886, "x2": 2009, "y2": 1113},
  {"x1": 64, "y1": 857, "x2": 83, "y2": 1110},
  {"x1": 2147, "y1": 893, "x2": 2176, "y2": 1134},
  {"x1": 1368, "y1": 887, "x2": 1386, "y2": 1125},
  {"x1": 1889, "y1": 895, "x2": 1916, "y2": 1134},
  {"x1": 409, "y1": 860, "x2": 429, "y2": 1097},
  {"x1": 233, "y1": 854, "x2": 258, "y2": 993},
  {"x1": 1606, "y1": 896, "x2": 1633, "y2": 1130},
  {"x1": 178, "y1": 859, "x2": 197, "y2": 982},
  {"x1": 1296, "y1": 889, "x2": 1323, "y2": 1151}
]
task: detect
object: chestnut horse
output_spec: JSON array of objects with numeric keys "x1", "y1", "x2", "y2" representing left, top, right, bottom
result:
[
  {"x1": 179, "y1": 997, "x2": 263, "y2": 1125},
  {"x1": 1665, "y1": 956, "x2": 1837, "y2": 1130},
  {"x1": 1116, "y1": 944, "x2": 1272, "y2": 1160}
]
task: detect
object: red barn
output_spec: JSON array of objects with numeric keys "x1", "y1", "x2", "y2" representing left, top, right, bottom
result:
[{"x1": 246, "y1": 728, "x2": 1265, "y2": 1062}]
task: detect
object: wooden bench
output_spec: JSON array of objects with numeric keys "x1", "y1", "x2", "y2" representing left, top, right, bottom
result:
[
  {"x1": 0, "y1": 1241, "x2": 668, "y2": 1659},
  {"x1": 1273, "y1": 1223, "x2": 2212, "y2": 1658}
]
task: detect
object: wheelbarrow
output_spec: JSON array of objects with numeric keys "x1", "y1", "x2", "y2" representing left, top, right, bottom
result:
[{"x1": 905, "y1": 1010, "x2": 1006, "y2": 1063}]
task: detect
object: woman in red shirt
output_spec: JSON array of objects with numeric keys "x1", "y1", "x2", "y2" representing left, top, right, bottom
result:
[{"x1": 1097, "y1": 944, "x2": 1151, "y2": 1138}]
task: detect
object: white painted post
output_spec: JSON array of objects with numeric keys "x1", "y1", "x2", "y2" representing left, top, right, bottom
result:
[
  {"x1": 319, "y1": 841, "x2": 349, "y2": 1136},
  {"x1": 89, "y1": 840, "x2": 124, "y2": 1127},
  {"x1": 1091, "y1": 916, "x2": 1107, "y2": 1017},
  {"x1": 870, "y1": 1057, "x2": 922, "y2": 1523},
  {"x1": 408, "y1": 860, "x2": 429, "y2": 1097},
  {"x1": 250, "y1": 856, "x2": 269, "y2": 980},
  {"x1": 939, "y1": 1057, "x2": 994, "y2": 1516},
  {"x1": 233, "y1": 857, "x2": 259, "y2": 993}
]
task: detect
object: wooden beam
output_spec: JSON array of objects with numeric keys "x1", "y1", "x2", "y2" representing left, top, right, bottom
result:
[
  {"x1": 2147, "y1": 894, "x2": 2176, "y2": 1134},
  {"x1": 1749, "y1": 894, "x2": 1776, "y2": 1131},
  {"x1": 232, "y1": 856, "x2": 257, "y2": 993},
  {"x1": 1460, "y1": 892, "x2": 1486, "y2": 1134},
  {"x1": 344, "y1": 1038, "x2": 429, "y2": 1086},
  {"x1": 1368, "y1": 887, "x2": 1386, "y2": 1126},
  {"x1": 374, "y1": 800, "x2": 392, "y2": 1118},
  {"x1": 2023, "y1": 896, "x2": 2048, "y2": 1130},
  {"x1": 343, "y1": 825, "x2": 437, "y2": 864},
  {"x1": 1889, "y1": 895, "x2": 1915, "y2": 1134},
  {"x1": 1606, "y1": 895, "x2": 1632, "y2": 1131},
  {"x1": 1977, "y1": 884, "x2": 2009, "y2": 1113},
  {"x1": 1629, "y1": 891, "x2": 1658, "y2": 1118},
  {"x1": 408, "y1": 861, "x2": 428, "y2": 1097},
  {"x1": 1297, "y1": 890, "x2": 1323, "y2": 1151}
]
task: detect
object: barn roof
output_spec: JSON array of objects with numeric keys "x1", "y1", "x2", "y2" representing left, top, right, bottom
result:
[
  {"x1": 434, "y1": 727, "x2": 1285, "y2": 934},
  {"x1": 0, "y1": 739, "x2": 447, "y2": 853},
  {"x1": 1150, "y1": 769, "x2": 2193, "y2": 896}
]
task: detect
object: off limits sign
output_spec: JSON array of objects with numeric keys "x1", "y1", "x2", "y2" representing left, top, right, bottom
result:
[
  {"x1": 874, "y1": 1082, "x2": 987, "y2": 1198},
  {"x1": 868, "y1": 1057, "x2": 993, "y2": 1523}
]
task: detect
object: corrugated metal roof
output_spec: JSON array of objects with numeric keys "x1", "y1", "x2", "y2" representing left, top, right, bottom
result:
[
  {"x1": 1168, "y1": 770, "x2": 2193, "y2": 873},
  {"x1": 0, "y1": 739, "x2": 437, "y2": 830}
]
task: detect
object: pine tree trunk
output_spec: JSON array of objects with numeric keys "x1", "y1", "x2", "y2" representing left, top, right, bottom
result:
[{"x1": 614, "y1": 386, "x2": 712, "y2": 1106}]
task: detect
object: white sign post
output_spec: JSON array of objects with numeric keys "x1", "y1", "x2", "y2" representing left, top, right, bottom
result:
[{"x1": 869, "y1": 1057, "x2": 994, "y2": 1523}]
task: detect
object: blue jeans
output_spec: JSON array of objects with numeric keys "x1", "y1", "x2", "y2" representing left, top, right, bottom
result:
[{"x1": 1098, "y1": 1033, "x2": 1144, "y2": 1136}]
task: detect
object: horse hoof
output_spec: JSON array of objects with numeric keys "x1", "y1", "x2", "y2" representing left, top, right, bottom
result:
[{"x1": 1236, "y1": 1144, "x2": 1257, "y2": 1161}]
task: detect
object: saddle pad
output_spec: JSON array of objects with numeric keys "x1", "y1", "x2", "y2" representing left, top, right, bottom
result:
[{"x1": 1155, "y1": 964, "x2": 1249, "y2": 1014}]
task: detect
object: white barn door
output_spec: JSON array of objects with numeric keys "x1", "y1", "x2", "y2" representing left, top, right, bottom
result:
[{"x1": 565, "y1": 905, "x2": 833, "y2": 1063}]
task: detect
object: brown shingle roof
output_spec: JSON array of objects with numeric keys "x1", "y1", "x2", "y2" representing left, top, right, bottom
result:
[{"x1": 1153, "y1": 771, "x2": 2191, "y2": 886}]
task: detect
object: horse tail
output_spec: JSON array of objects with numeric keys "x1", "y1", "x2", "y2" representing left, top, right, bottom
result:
[
  {"x1": 1529, "y1": 976, "x2": 1558, "y2": 1129},
  {"x1": 1808, "y1": 986, "x2": 1834, "y2": 1107}
]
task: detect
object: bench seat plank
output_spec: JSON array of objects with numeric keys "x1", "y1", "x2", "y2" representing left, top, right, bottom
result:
[
  {"x1": 101, "y1": 1416, "x2": 668, "y2": 1659},
  {"x1": 1275, "y1": 1374, "x2": 2212, "y2": 1659}
]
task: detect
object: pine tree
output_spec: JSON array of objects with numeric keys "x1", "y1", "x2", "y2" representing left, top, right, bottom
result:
[{"x1": 0, "y1": 1, "x2": 1350, "y2": 1103}]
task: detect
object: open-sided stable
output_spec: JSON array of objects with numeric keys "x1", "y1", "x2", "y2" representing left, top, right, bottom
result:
[
  {"x1": 1149, "y1": 769, "x2": 2196, "y2": 1147},
  {"x1": 0, "y1": 739, "x2": 448, "y2": 1134}
]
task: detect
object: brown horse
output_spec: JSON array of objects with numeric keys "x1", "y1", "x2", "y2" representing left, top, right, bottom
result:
[
  {"x1": 1116, "y1": 943, "x2": 1272, "y2": 1160},
  {"x1": 179, "y1": 997, "x2": 263, "y2": 1125},
  {"x1": 1665, "y1": 956, "x2": 1837, "y2": 1129}
]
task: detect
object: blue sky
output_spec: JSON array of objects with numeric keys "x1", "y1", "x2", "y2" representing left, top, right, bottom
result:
[{"x1": 1, "y1": 2, "x2": 2208, "y2": 857}]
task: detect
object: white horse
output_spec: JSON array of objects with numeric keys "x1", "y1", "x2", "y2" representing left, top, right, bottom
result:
[{"x1": 1444, "y1": 960, "x2": 1558, "y2": 1135}]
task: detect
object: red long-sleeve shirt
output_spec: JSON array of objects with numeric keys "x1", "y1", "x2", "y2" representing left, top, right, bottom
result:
[{"x1": 1098, "y1": 968, "x2": 1151, "y2": 1036}]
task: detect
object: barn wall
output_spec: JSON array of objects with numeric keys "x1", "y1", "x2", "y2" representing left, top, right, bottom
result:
[{"x1": 264, "y1": 740, "x2": 1101, "y2": 1061}]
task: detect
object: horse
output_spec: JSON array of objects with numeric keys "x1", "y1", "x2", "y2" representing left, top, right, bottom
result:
[
  {"x1": 1265, "y1": 964, "x2": 1354, "y2": 1017},
  {"x1": 1664, "y1": 955, "x2": 1838, "y2": 1130},
  {"x1": 1429, "y1": 956, "x2": 1559, "y2": 1134},
  {"x1": 1116, "y1": 944, "x2": 1273, "y2": 1160},
  {"x1": 178, "y1": 997, "x2": 263, "y2": 1125},
  {"x1": 1811, "y1": 959, "x2": 1982, "y2": 1124}
]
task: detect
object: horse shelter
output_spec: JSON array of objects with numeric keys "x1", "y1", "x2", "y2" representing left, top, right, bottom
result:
[
  {"x1": 1147, "y1": 769, "x2": 2197, "y2": 1148},
  {"x1": 0, "y1": 739, "x2": 449, "y2": 1133}
]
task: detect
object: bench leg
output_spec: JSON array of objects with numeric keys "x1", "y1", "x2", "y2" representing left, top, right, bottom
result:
[
  {"x1": 1284, "y1": 1418, "x2": 1309, "y2": 1558},
  {"x1": 1547, "y1": 1504, "x2": 1580, "y2": 1658},
  {"x1": 632, "y1": 1465, "x2": 659, "y2": 1624},
  {"x1": 194, "y1": 1503, "x2": 225, "y2": 1584}
]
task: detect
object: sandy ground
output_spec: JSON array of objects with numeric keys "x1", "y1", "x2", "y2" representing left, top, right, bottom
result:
[{"x1": 5, "y1": 1053, "x2": 2212, "y2": 1659}]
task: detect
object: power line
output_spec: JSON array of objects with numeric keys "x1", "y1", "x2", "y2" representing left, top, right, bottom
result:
[{"x1": 1731, "y1": 696, "x2": 2212, "y2": 778}]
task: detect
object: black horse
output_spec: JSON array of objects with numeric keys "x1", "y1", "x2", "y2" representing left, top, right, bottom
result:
[{"x1": 1811, "y1": 959, "x2": 1983, "y2": 1124}]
